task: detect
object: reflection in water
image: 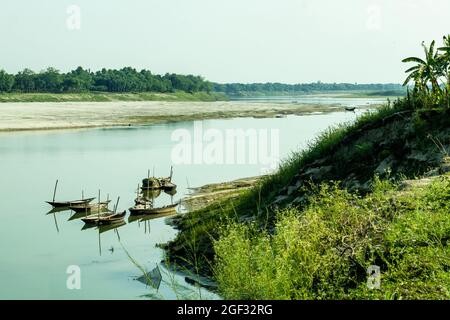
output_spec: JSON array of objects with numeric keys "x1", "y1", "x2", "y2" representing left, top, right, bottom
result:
[
  {"x1": 3, "y1": 112, "x2": 368, "y2": 299},
  {"x1": 142, "y1": 188, "x2": 162, "y2": 200},
  {"x1": 45, "y1": 177, "x2": 181, "y2": 260}
]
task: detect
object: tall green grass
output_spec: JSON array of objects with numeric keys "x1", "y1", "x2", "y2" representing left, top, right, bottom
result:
[{"x1": 213, "y1": 176, "x2": 450, "y2": 299}]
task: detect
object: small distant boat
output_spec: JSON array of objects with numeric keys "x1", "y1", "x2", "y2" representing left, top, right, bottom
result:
[
  {"x1": 69, "y1": 200, "x2": 111, "y2": 213},
  {"x1": 161, "y1": 180, "x2": 177, "y2": 192},
  {"x1": 46, "y1": 180, "x2": 95, "y2": 208},
  {"x1": 345, "y1": 106, "x2": 356, "y2": 112},
  {"x1": 129, "y1": 203, "x2": 178, "y2": 216},
  {"x1": 141, "y1": 167, "x2": 177, "y2": 192},
  {"x1": 81, "y1": 196, "x2": 125, "y2": 225},
  {"x1": 81, "y1": 211, "x2": 126, "y2": 226}
]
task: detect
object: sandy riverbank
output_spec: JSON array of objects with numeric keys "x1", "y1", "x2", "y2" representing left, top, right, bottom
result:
[{"x1": 0, "y1": 100, "x2": 375, "y2": 132}]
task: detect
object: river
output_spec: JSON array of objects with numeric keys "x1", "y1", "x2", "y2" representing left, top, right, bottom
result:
[{"x1": 0, "y1": 101, "x2": 378, "y2": 299}]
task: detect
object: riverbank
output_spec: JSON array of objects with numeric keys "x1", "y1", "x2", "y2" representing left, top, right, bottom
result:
[
  {"x1": 0, "y1": 100, "x2": 378, "y2": 132},
  {"x1": 182, "y1": 176, "x2": 265, "y2": 212},
  {"x1": 0, "y1": 91, "x2": 227, "y2": 103},
  {"x1": 164, "y1": 96, "x2": 450, "y2": 299}
]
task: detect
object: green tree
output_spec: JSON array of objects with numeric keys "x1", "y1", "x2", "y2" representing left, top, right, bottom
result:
[
  {"x1": 13, "y1": 68, "x2": 36, "y2": 92},
  {"x1": 438, "y1": 34, "x2": 450, "y2": 90},
  {"x1": 35, "y1": 67, "x2": 63, "y2": 92},
  {"x1": 0, "y1": 70, "x2": 14, "y2": 92},
  {"x1": 402, "y1": 41, "x2": 442, "y2": 94}
]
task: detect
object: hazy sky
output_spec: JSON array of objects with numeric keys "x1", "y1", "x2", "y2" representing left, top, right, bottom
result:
[{"x1": 1, "y1": 0, "x2": 449, "y2": 83}]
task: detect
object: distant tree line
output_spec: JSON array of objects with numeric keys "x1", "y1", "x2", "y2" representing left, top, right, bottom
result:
[
  {"x1": 0, "y1": 66, "x2": 405, "y2": 96},
  {"x1": 212, "y1": 82, "x2": 404, "y2": 95},
  {"x1": 0, "y1": 67, "x2": 213, "y2": 93}
]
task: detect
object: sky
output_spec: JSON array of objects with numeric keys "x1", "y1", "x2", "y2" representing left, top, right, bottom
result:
[{"x1": 0, "y1": 0, "x2": 449, "y2": 84}]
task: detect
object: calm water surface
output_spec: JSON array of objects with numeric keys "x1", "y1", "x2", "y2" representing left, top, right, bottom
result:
[{"x1": 0, "y1": 108, "x2": 368, "y2": 299}]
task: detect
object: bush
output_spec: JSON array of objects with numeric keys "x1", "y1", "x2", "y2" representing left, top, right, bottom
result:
[{"x1": 213, "y1": 176, "x2": 450, "y2": 300}]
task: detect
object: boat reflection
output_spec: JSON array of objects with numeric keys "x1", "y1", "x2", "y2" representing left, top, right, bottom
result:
[
  {"x1": 98, "y1": 220, "x2": 127, "y2": 234},
  {"x1": 142, "y1": 188, "x2": 162, "y2": 199},
  {"x1": 46, "y1": 207, "x2": 71, "y2": 215}
]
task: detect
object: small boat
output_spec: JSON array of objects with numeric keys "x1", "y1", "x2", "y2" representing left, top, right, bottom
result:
[
  {"x1": 141, "y1": 167, "x2": 177, "y2": 191},
  {"x1": 46, "y1": 180, "x2": 95, "y2": 208},
  {"x1": 345, "y1": 106, "x2": 356, "y2": 112},
  {"x1": 69, "y1": 200, "x2": 111, "y2": 213},
  {"x1": 161, "y1": 180, "x2": 177, "y2": 192},
  {"x1": 81, "y1": 211, "x2": 126, "y2": 226},
  {"x1": 46, "y1": 197, "x2": 95, "y2": 208},
  {"x1": 129, "y1": 203, "x2": 178, "y2": 216}
]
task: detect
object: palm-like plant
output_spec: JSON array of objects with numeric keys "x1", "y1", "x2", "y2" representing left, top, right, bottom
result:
[
  {"x1": 403, "y1": 40, "x2": 442, "y2": 94},
  {"x1": 438, "y1": 34, "x2": 450, "y2": 89}
]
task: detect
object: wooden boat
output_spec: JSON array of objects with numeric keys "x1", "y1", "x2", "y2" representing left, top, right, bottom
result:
[
  {"x1": 69, "y1": 200, "x2": 111, "y2": 213},
  {"x1": 81, "y1": 211, "x2": 126, "y2": 226},
  {"x1": 129, "y1": 203, "x2": 178, "y2": 216},
  {"x1": 141, "y1": 167, "x2": 177, "y2": 191},
  {"x1": 161, "y1": 179, "x2": 177, "y2": 192},
  {"x1": 46, "y1": 197, "x2": 95, "y2": 208},
  {"x1": 46, "y1": 180, "x2": 95, "y2": 208},
  {"x1": 345, "y1": 106, "x2": 356, "y2": 112}
]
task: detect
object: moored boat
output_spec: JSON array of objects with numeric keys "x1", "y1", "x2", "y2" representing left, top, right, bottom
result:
[
  {"x1": 129, "y1": 203, "x2": 178, "y2": 216},
  {"x1": 69, "y1": 200, "x2": 111, "y2": 213},
  {"x1": 81, "y1": 211, "x2": 126, "y2": 225},
  {"x1": 46, "y1": 197, "x2": 95, "y2": 208}
]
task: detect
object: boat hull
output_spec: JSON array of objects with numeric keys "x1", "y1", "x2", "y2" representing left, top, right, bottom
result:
[
  {"x1": 129, "y1": 203, "x2": 178, "y2": 216},
  {"x1": 46, "y1": 197, "x2": 95, "y2": 208}
]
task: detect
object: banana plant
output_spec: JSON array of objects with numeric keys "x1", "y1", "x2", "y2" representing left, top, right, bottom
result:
[
  {"x1": 438, "y1": 34, "x2": 450, "y2": 90},
  {"x1": 403, "y1": 40, "x2": 442, "y2": 95}
]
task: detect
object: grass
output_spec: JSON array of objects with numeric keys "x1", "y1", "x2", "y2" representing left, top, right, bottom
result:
[
  {"x1": 213, "y1": 176, "x2": 450, "y2": 299},
  {"x1": 165, "y1": 93, "x2": 450, "y2": 297},
  {"x1": 0, "y1": 91, "x2": 228, "y2": 103}
]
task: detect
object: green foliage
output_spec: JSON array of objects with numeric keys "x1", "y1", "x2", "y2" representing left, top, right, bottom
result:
[
  {"x1": 213, "y1": 82, "x2": 403, "y2": 96},
  {"x1": 0, "y1": 66, "x2": 213, "y2": 95},
  {"x1": 214, "y1": 176, "x2": 450, "y2": 300},
  {"x1": 403, "y1": 35, "x2": 450, "y2": 104},
  {"x1": 0, "y1": 70, "x2": 14, "y2": 92}
]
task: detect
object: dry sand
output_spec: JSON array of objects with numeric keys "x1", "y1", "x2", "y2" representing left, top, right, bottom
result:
[{"x1": 0, "y1": 100, "x2": 364, "y2": 132}]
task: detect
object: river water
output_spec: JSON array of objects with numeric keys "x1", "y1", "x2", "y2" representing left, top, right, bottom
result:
[{"x1": 0, "y1": 101, "x2": 379, "y2": 299}]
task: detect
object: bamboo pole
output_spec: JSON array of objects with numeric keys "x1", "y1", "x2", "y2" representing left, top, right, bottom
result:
[
  {"x1": 98, "y1": 190, "x2": 101, "y2": 221},
  {"x1": 52, "y1": 180, "x2": 58, "y2": 202},
  {"x1": 114, "y1": 196, "x2": 120, "y2": 214},
  {"x1": 52, "y1": 212, "x2": 59, "y2": 233}
]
